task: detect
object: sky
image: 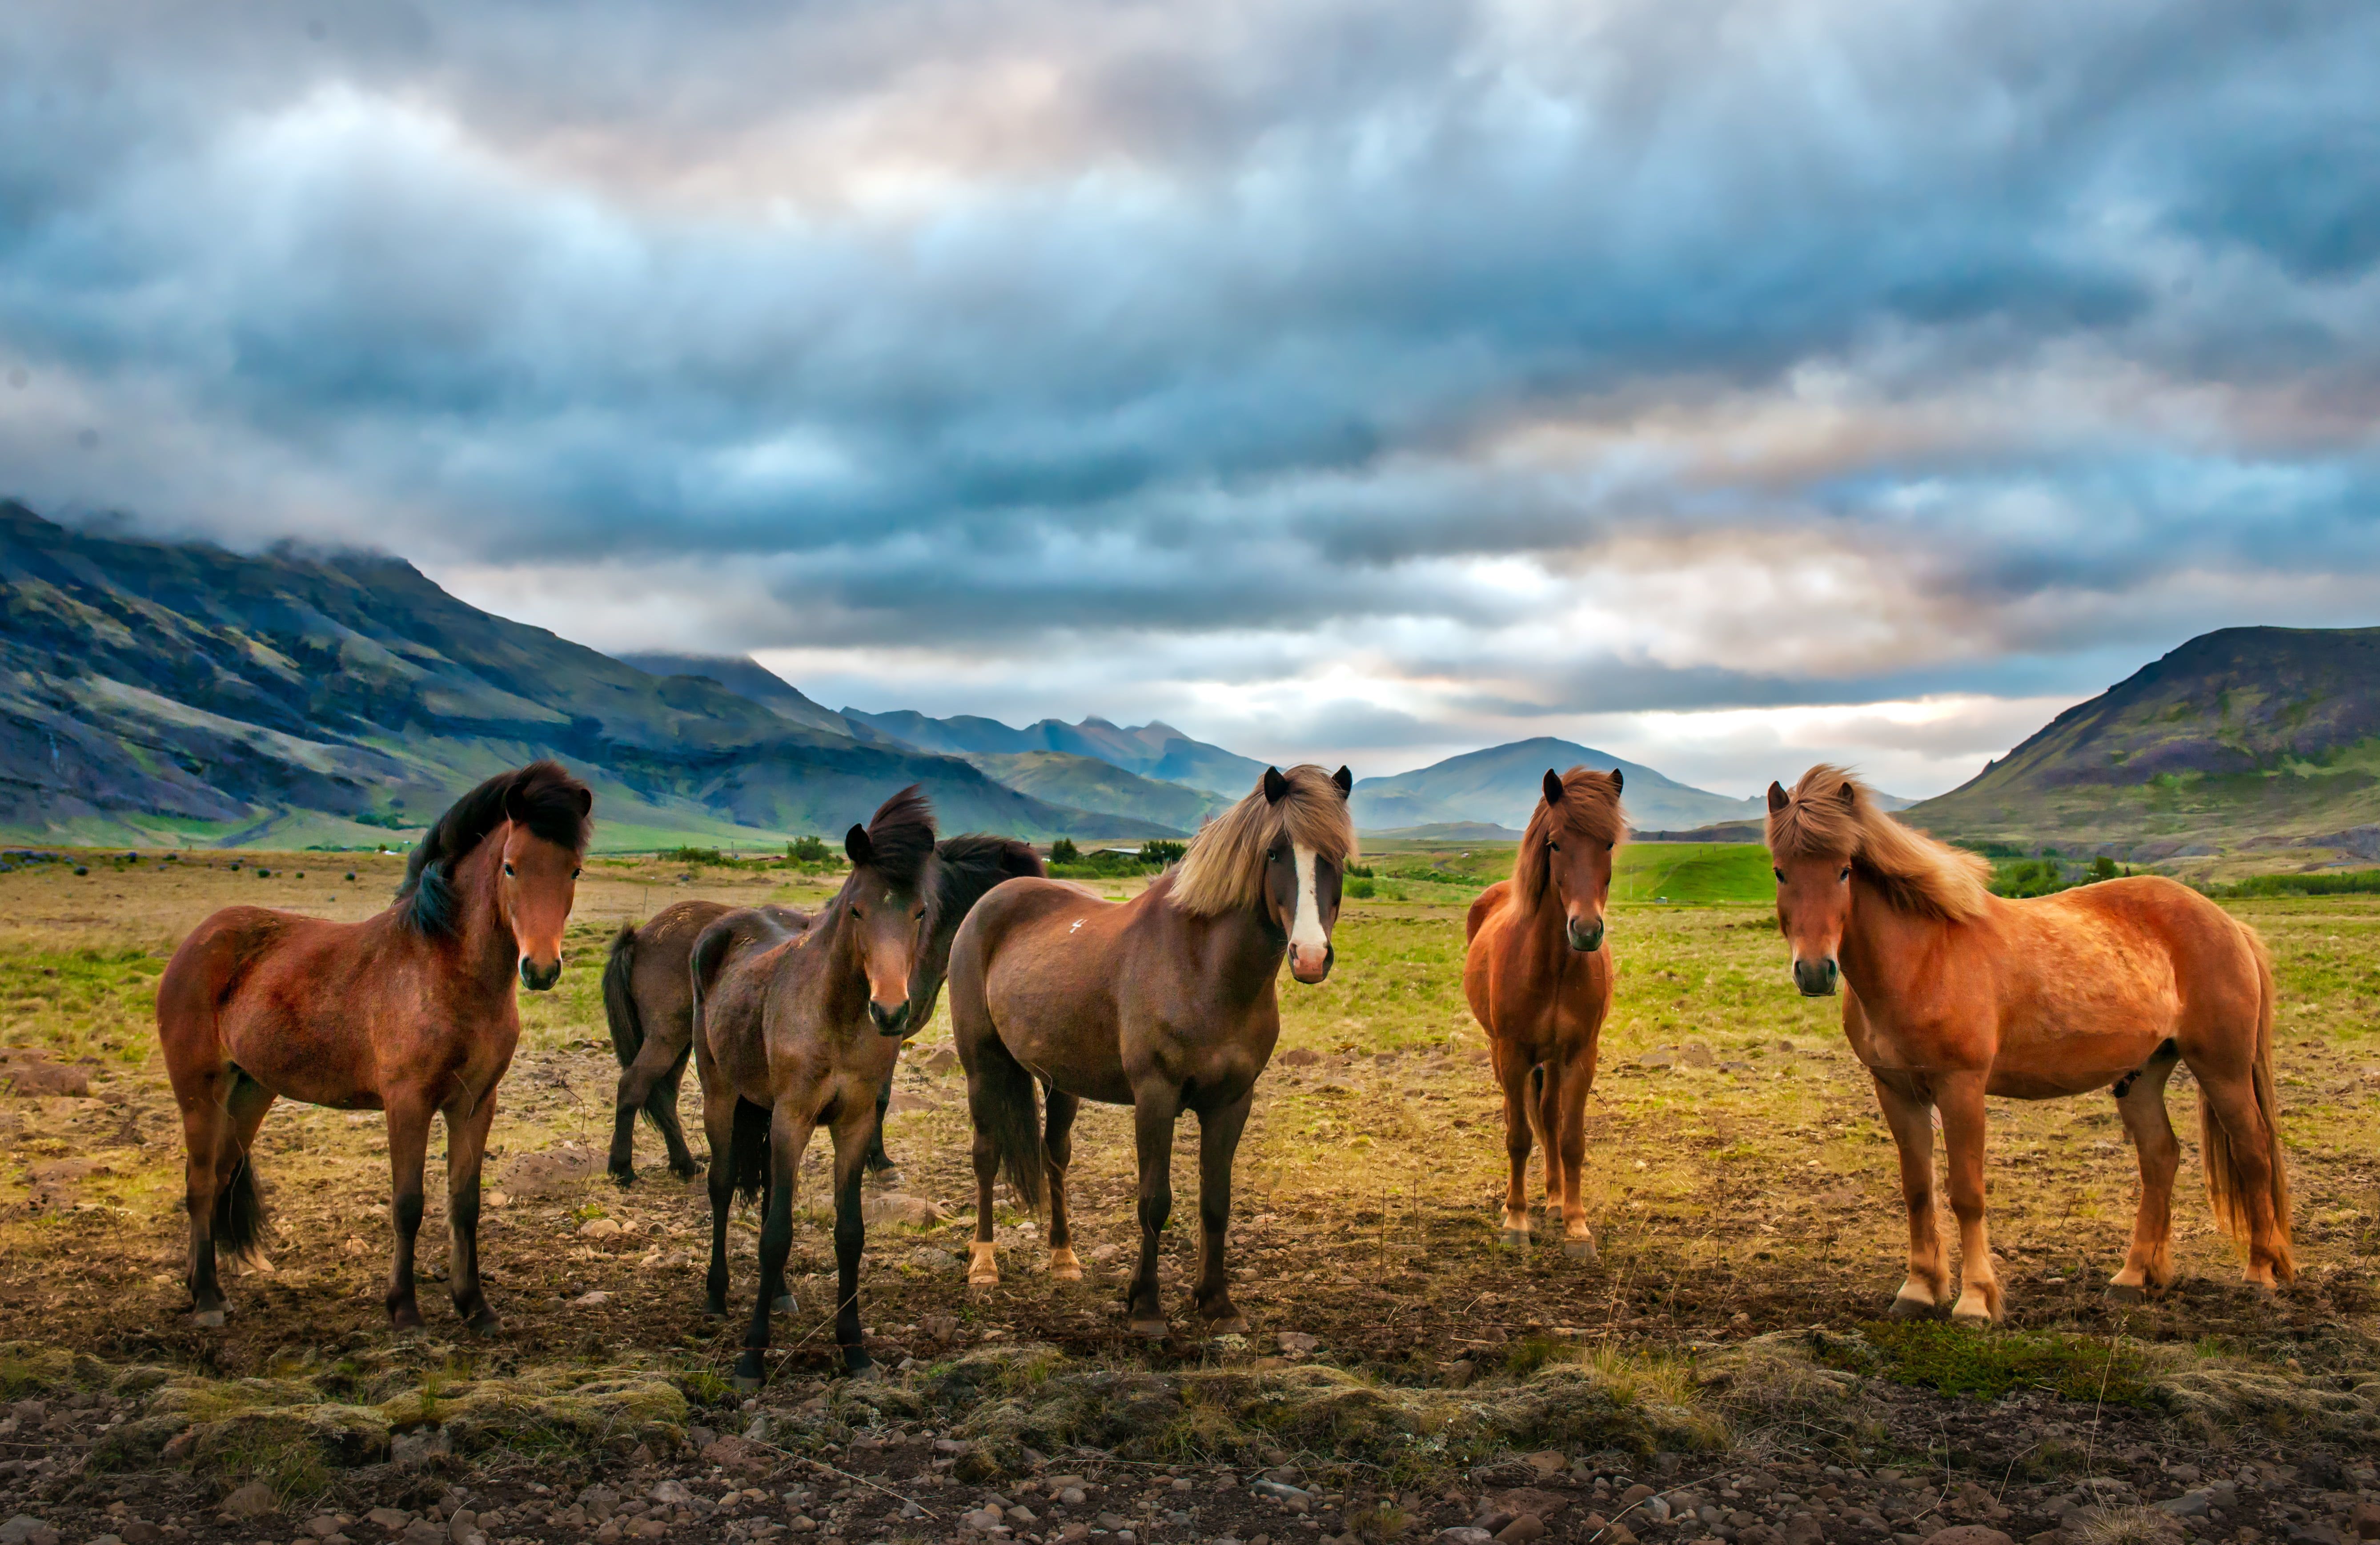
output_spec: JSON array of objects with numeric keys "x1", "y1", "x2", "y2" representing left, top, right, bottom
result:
[{"x1": 4, "y1": 0, "x2": 2377, "y2": 797}]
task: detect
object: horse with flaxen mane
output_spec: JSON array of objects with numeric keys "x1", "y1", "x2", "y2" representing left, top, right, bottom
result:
[
  {"x1": 690, "y1": 787, "x2": 950, "y2": 1384},
  {"x1": 1462, "y1": 765, "x2": 1626, "y2": 1258},
  {"x1": 1766, "y1": 764, "x2": 2292, "y2": 1321},
  {"x1": 600, "y1": 834, "x2": 1043, "y2": 1187},
  {"x1": 949, "y1": 763, "x2": 1357, "y2": 1337},
  {"x1": 156, "y1": 760, "x2": 592, "y2": 1331}
]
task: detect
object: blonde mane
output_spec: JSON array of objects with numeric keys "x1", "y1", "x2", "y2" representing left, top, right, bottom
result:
[
  {"x1": 1514, "y1": 766, "x2": 1628, "y2": 909},
  {"x1": 1171, "y1": 764, "x2": 1360, "y2": 917},
  {"x1": 1765, "y1": 764, "x2": 1991, "y2": 922}
]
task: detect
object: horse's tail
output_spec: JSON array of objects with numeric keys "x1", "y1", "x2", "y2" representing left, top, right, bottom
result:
[
  {"x1": 729, "y1": 1098, "x2": 772, "y2": 1206},
  {"x1": 971, "y1": 1037, "x2": 1046, "y2": 1215},
  {"x1": 602, "y1": 923, "x2": 643, "y2": 1069},
  {"x1": 2202, "y1": 923, "x2": 2295, "y2": 1280},
  {"x1": 214, "y1": 1122, "x2": 269, "y2": 1264}
]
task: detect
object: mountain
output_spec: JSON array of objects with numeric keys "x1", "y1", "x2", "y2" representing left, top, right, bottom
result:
[
  {"x1": 610, "y1": 652, "x2": 876, "y2": 741},
  {"x1": 841, "y1": 708, "x2": 1268, "y2": 797},
  {"x1": 0, "y1": 503, "x2": 1176, "y2": 848},
  {"x1": 959, "y1": 751, "x2": 1232, "y2": 832},
  {"x1": 1351, "y1": 737, "x2": 1762, "y2": 833},
  {"x1": 1906, "y1": 626, "x2": 2380, "y2": 866}
]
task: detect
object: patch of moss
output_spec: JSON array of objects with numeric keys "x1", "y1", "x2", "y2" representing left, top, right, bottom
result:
[{"x1": 1844, "y1": 1322, "x2": 2152, "y2": 1405}]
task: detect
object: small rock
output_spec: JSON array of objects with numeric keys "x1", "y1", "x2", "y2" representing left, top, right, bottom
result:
[
  {"x1": 1523, "y1": 1454, "x2": 1565, "y2": 1477},
  {"x1": 1922, "y1": 1532, "x2": 2015, "y2": 1545},
  {"x1": 1778, "y1": 1520, "x2": 1823, "y2": 1545},
  {"x1": 1276, "y1": 1332, "x2": 1319, "y2": 1355},
  {"x1": 401, "y1": 1522, "x2": 445, "y2": 1545},
  {"x1": 1494, "y1": 1517, "x2": 1545, "y2": 1545},
  {"x1": 593, "y1": 1524, "x2": 622, "y2": 1545},
  {"x1": 1007, "y1": 1507, "x2": 1039, "y2": 1525},
  {"x1": 4, "y1": 1059, "x2": 91, "y2": 1097},
  {"x1": 0, "y1": 1522, "x2": 45, "y2": 1545},
  {"x1": 87, "y1": 1535, "x2": 123, "y2": 1545},
  {"x1": 445, "y1": 1511, "x2": 478, "y2": 1545},
  {"x1": 649, "y1": 1481, "x2": 694, "y2": 1507},
  {"x1": 222, "y1": 1482, "x2": 279, "y2": 1520},
  {"x1": 119, "y1": 1525, "x2": 163, "y2": 1545},
  {"x1": 304, "y1": 1517, "x2": 343, "y2": 1540},
  {"x1": 368, "y1": 1507, "x2": 414, "y2": 1531},
  {"x1": 2154, "y1": 1494, "x2": 2211, "y2": 1519},
  {"x1": 965, "y1": 1507, "x2": 1007, "y2": 1531},
  {"x1": 705, "y1": 1435, "x2": 776, "y2": 1477},
  {"x1": 1252, "y1": 1481, "x2": 1310, "y2": 1503},
  {"x1": 579, "y1": 1217, "x2": 622, "y2": 1240},
  {"x1": 390, "y1": 1428, "x2": 451, "y2": 1465},
  {"x1": 1436, "y1": 1531, "x2": 1495, "y2": 1545},
  {"x1": 1637, "y1": 1050, "x2": 1675, "y2": 1069},
  {"x1": 862, "y1": 1191, "x2": 943, "y2": 1226},
  {"x1": 1618, "y1": 1486, "x2": 1655, "y2": 1507},
  {"x1": 1681, "y1": 1044, "x2": 1714, "y2": 1068},
  {"x1": 570, "y1": 1290, "x2": 612, "y2": 1307}
]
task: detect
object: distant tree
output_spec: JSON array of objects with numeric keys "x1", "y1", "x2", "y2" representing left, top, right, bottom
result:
[
  {"x1": 2090, "y1": 855, "x2": 2119, "y2": 881},
  {"x1": 1049, "y1": 837, "x2": 1080, "y2": 865},
  {"x1": 1138, "y1": 839, "x2": 1187, "y2": 866},
  {"x1": 787, "y1": 835, "x2": 832, "y2": 864}
]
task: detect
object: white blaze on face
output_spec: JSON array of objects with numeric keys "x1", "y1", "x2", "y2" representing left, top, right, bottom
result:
[{"x1": 1289, "y1": 843, "x2": 1328, "y2": 971}]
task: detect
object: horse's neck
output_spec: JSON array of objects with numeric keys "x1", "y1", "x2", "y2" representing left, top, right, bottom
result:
[
  {"x1": 450, "y1": 839, "x2": 522, "y2": 990},
  {"x1": 785, "y1": 899, "x2": 870, "y2": 1022},
  {"x1": 1190, "y1": 900, "x2": 1287, "y2": 1006},
  {"x1": 1838, "y1": 880, "x2": 1939, "y2": 1014}
]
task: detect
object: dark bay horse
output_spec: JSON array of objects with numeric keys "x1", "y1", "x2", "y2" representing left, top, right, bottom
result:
[
  {"x1": 156, "y1": 761, "x2": 592, "y2": 1330},
  {"x1": 949, "y1": 763, "x2": 1357, "y2": 1337},
  {"x1": 1766, "y1": 765, "x2": 2293, "y2": 1321},
  {"x1": 1463, "y1": 766, "x2": 1625, "y2": 1258},
  {"x1": 600, "y1": 834, "x2": 1042, "y2": 1184},
  {"x1": 691, "y1": 788, "x2": 947, "y2": 1385}
]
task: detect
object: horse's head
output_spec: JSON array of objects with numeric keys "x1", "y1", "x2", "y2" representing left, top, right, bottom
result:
[
  {"x1": 1530, "y1": 766, "x2": 1625, "y2": 953},
  {"x1": 1259, "y1": 763, "x2": 1355, "y2": 984},
  {"x1": 1766, "y1": 777, "x2": 1853, "y2": 996},
  {"x1": 499, "y1": 805, "x2": 590, "y2": 992},
  {"x1": 843, "y1": 786, "x2": 938, "y2": 1036}
]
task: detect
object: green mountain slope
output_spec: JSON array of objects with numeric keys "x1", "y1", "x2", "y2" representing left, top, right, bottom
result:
[
  {"x1": 1351, "y1": 736, "x2": 1761, "y2": 833},
  {"x1": 842, "y1": 707, "x2": 1268, "y2": 796},
  {"x1": 0, "y1": 503, "x2": 1172, "y2": 847},
  {"x1": 1905, "y1": 626, "x2": 2380, "y2": 868},
  {"x1": 960, "y1": 751, "x2": 1228, "y2": 833}
]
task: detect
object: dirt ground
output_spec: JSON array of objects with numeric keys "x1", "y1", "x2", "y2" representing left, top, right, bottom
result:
[{"x1": 2, "y1": 850, "x2": 2377, "y2": 1545}]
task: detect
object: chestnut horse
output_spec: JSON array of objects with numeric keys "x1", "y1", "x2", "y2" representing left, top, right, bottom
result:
[
  {"x1": 1463, "y1": 766, "x2": 1625, "y2": 1258},
  {"x1": 1766, "y1": 765, "x2": 2293, "y2": 1321},
  {"x1": 600, "y1": 834, "x2": 1042, "y2": 1185},
  {"x1": 156, "y1": 761, "x2": 592, "y2": 1330},
  {"x1": 950, "y1": 763, "x2": 1357, "y2": 1337},
  {"x1": 691, "y1": 787, "x2": 943, "y2": 1384}
]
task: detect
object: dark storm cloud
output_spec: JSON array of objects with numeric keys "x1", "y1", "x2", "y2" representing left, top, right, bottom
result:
[{"x1": 3, "y1": 0, "x2": 2378, "y2": 748}]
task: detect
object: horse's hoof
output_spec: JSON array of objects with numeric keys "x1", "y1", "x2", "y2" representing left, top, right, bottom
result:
[
  {"x1": 1950, "y1": 1300, "x2": 1997, "y2": 1326},
  {"x1": 773, "y1": 1294, "x2": 798, "y2": 1314},
  {"x1": 1498, "y1": 1229, "x2": 1531, "y2": 1248},
  {"x1": 1130, "y1": 1317, "x2": 1170, "y2": 1340},
  {"x1": 1563, "y1": 1238, "x2": 1598, "y2": 1262},
  {"x1": 1202, "y1": 1314, "x2": 1250, "y2": 1336},
  {"x1": 843, "y1": 1356, "x2": 880, "y2": 1381},
  {"x1": 609, "y1": 1167, "x2": 636, "y2": 1189},
  {"x1": 463, "y1": 1308, "x2": 503, "y2": 1337},
  {"x1": 1887, "y1": 1293, "x2": 1940, "y2": 1320},
  {"x1": 191, "y1": 1309, "x2": 225, "y2": 1329},
  {"x1": 867, "y1": 1167, "x2": 904, "y2": 1188},
  {"x1": 389, "y1": 1307, "x2": 425, "y2": 1331},
  {"x1": 1049, "y1": 1248, "x2": 1083, "y2": 1280},
  {"x1": 2107, "y1": 1281, "x2": 2146, "y2": 1305},
  {"x1": 732, "y1": 1374, "x2": 761, "y2": 1394}
]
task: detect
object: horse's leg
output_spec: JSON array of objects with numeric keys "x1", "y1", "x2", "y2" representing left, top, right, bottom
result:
[
  {"x1": 1494, "y1": 1048, "x2": 1536, "y2": 1246},
  {"x1": 1127, "y1": 1081, "x2": 1184, "y2": 1337},
  {"x1": 1533, "y1": 1063, "x2": 1561, "y2": 1220},
  {"x1": 1872, "y1": 1073, "x2": 1951, "y2": 1315},
  {"x1": 1189, "y1": 1091, "x2": 1253, "y2": 1332},
  {"x1": 733, "y1": 1105, "x2": 817, "y2": 1391},
  {"x1": 609, "y1": 1034, "x2": 690, "y2": 1186},
  {"x1": 826, "y1": 1101, "x2": 875, "y2": 1374},
  {"x1": 967, "y1": 1079, "x2": 1002, "y2": 1287},
  {"x1": 2195, "y1": 1060, "x2": 2288, "y2": 1288},
  {"x1": 1936, "y1": 1071, "x2": 2003, "y2": 1324},
  {"x1": 384, "y1": 1092, "x2": 436, "y2": 1330},
  {"x1": 864, "y1": 1081, "x2": 899, "y2": 1184},
  {"x1": 177, "y1": 1069, "x2": 235, "y2": 1327},
  {"x1": 1045, "y1": 1088, "x2": 1083, "y2": 1280},
  {"x1": 1549, "y1": 1049, "x2": 1596, "y2": 1260},
  {"x1": 442, "y1": 1086, "x2": 504, "y2": 1334},
  {"x1": 2110, "y1": 1044, "x2": 2183, "y2": 1301},
  {"x1": 702, "y1": 1082, "x2": 739, "y2": 1318},
  {"x1": 652, "y1": 1044, "x2": 702, "y2": 1180}
]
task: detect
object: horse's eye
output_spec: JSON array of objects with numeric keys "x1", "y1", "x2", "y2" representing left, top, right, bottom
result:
[
  {"x1": 572, "y1": 868, "x2": 581, "y2": 879},
  {"x1": 850, "y1": 905, "x2": 863, "y2": 918},
  {"x1": 1839, "y1": 867, "x2": 1852, "y2": 882},
  {"x1": 1545, "y1": 841, "x2": 1559, "y2": 852},
  {"x1": 1773, "y1": 869, "x2": 1784, "y2": 882},
  {"x1": 502, "y1": 862, "x2": 515, "y2": 877}
]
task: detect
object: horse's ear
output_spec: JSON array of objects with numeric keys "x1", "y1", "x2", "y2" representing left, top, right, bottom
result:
[
  {"x1": 1332, "y1": 765, "x2": 1353, "y2": 797},
  {"x1": 574, "y1": 785, "x2": 593, "y2": 817},
  {"x1": 846, "y1": 823, "x2": 873, "y2": 867},
  {"x1": 1543, "y1": 769, "x2": 1564, "y2": 805},
  {"x1": 1609, "y1": 767, "x2": 1623, "y2": 793},
  {"x1": 1767, "y1": 781, "x2": 1790, "y2": 813},
  {"x1": 1263, "y1": 766, "x2": 1289, "y2": 804},
  {"x1": 1838, "y1": 782, "x2": 1859, "y2": 810}
]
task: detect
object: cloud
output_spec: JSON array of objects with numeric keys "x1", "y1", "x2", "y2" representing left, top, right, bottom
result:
[{"x1": 3, "y1": 0, "x2": 2378, "y2": 794}]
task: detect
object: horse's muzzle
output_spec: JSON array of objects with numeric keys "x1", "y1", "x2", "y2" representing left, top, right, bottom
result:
[
  {"x1": 1288, "y1": 943, "x2": 1334, "y2": 984},
  {"x1": 870, "y1": 998, "x2": 911, "y2": 1037},
  {"x1": 1793, "y1": 957, "x2": 1839, "y2": 997},
  {"x1": 519, "y1": 958, "x2": 562, "y2": 992},
  {"x1": 1566, "y1": 917, "x2": 1605, "y2": 953}
]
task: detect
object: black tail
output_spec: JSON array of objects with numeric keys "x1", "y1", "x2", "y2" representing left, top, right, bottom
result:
[
  {"x1": 972, "y1": 1039, "x2": 1047, "y2": 1213},
  {"x1": 213, "y1": 1151, "x2": 268, "y2": 1263},
  {"x1": 602, "y1": 923, "x2": 642, "y2": 1068},
  {"x1": 729, "y1": 1098, "x2": 772, "y2": 1205}
]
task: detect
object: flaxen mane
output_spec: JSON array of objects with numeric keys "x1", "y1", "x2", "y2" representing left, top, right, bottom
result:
[
  {"x1": 1766, "y1": 764, "x2": 1990, "y2": 922},
  {"x1": 1172, "y1": 764, "x2": 1359, "y2": 917},
  {"x1": 1515, "y1": 767, "x2": 1628, "y2": 909},
  {"x1": 399, "y1": 760, "x2": 593, "y2": 937}
]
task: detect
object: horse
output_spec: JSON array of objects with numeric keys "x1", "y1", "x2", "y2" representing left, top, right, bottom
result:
[
  {"x1": 949, "y1": 763, "x2": 1357, "y2": 1338},
  {"x1": 1765, "y1": 764, "x2": 2293, "y2": 1322},
  {"x1": 155, "y1": 760, "x2": 593, "y2": 1331},
  {"x1": 690, "y1": 787, "x2": 944, "y2": 1386},
  {"x1": 600, "y1": 834, "x2": 1043, "y2": 1185},
  {"x1": 1462, "y1": 766, "x2": 1626, "y2": 1258}
]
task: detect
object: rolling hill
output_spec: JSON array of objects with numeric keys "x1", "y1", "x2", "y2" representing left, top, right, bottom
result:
[
  {"x1": 1351, "y1": 737, "x2": 1762, "y2": 834},
  {"x1": 0, "y1": 503, "x2": 1175, "y2": 848},
  {"x1": 841, "y1": 708, "x2": 1268, "y2": 796},
  {"x1": 1905, "y1": 626, "x2": 2380, "y2": 867}
]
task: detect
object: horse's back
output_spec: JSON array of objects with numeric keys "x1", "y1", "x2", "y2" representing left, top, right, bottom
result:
[
  {"x1": 951, "y1": 877, "x2": 1135, "y2": 1080},
  {"x1": 2017, "y1": 875, "x2": 2265, "y2": 1027}
]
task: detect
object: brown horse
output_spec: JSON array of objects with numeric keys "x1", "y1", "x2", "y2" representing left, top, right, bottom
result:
[
  {"x1": 156, "y1": 761, "x2": 592, "y2": 1331},
  {"x1": 1463, "y1": 766, "x2": 1625, "y2": 1258},
  {"x1": 691, "y1": 788, "x2": 944, "y2": 1385},
  {"x1": 949, "y1": 763, "x2": 1357, "y2": 1337},
  {"x1": 1766, "y1": 765, "x2": 2293, "y2": 1321},
  {"x1": 601, "y1": 834, "x2": 1043, "y2": 1185}
]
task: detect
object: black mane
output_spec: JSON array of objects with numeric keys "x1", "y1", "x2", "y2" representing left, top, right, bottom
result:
[
  {"x1": 928, "y1": 833, "x2": 1044, "y2": 933},
  {"x1": 397, "y1": 760, "x2": 593, "y2": 936},
  {"x1": 851, "y1": 785, "x2": 937, "y2": 890}
]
